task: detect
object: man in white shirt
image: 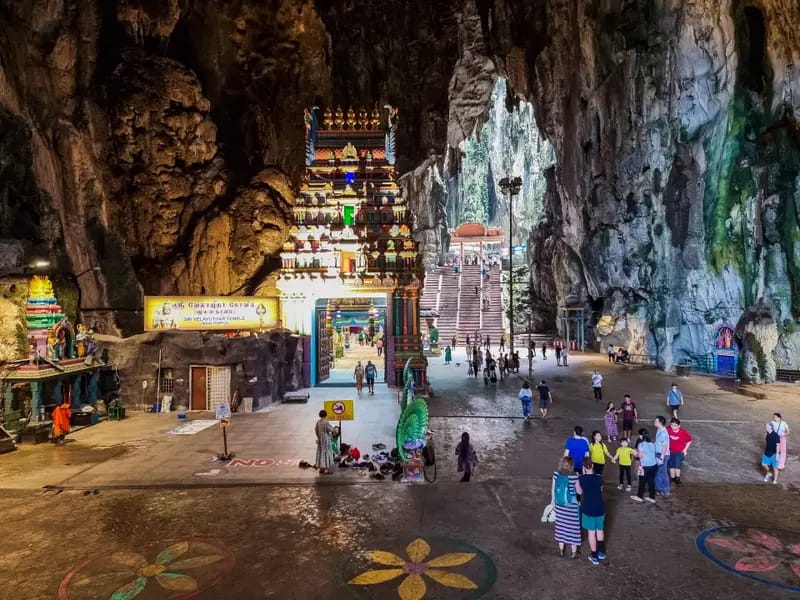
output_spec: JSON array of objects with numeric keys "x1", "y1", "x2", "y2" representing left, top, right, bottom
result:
[{"x1": 592, "y1": 370, "x2": 603, "y2": 402}]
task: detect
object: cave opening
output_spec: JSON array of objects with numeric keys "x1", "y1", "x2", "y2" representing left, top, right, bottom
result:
[{"x1": 741, "y1": 6, "x2": 767, "y2": 94}]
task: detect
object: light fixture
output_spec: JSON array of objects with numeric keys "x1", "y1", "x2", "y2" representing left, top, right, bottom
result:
[{"x1": 31, "y1": 259, "x2": 51, "y2": 269}]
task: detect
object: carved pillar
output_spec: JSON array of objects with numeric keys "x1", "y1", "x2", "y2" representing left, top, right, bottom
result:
[{"x1": 30, "y1": 381, "x2": 42, "y2": 423}]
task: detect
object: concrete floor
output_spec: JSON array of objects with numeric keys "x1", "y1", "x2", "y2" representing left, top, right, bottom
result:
[{"x1": 1, "y1": 352, "x2": 799, "y2": 599}]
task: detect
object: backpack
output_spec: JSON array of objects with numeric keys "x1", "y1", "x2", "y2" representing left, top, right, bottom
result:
[{"x1": 554, "y1": 474, "x2": 576, "y2": 506}]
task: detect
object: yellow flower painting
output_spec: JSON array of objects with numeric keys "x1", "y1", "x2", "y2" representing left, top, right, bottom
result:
[{"x1": 348, "y1": 538, "x2": 479, "y2": 600}]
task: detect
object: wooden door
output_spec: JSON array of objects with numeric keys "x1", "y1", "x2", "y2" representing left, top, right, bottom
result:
[{"x1": 190, "y1": 367, "x2": 207, "y2": 410}]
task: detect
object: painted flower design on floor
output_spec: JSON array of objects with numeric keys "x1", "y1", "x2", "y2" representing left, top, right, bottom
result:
[
  {"x1": 348, "y1": 538, "x2": 478, "y2": 600},
  {"x1": 58, "y1": 539, "x2": 234, "y2": 600},
  {"x1": 697, "y1": 526, "x2": 800, "y2": 592}
]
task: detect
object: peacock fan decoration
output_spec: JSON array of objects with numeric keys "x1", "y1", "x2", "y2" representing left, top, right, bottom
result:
[{"x1": 396, "y1": 398, "x2": 429, "y2": 461}]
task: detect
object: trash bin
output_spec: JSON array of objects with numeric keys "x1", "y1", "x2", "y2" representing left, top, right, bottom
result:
[{"x1": 243, "y1": 397, "x2": 254, "y2": 413}]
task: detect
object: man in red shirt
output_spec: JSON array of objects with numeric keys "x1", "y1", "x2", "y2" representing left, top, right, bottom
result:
[{"x1": 667, "y1": 417, "x2": 693, "y2": 484}]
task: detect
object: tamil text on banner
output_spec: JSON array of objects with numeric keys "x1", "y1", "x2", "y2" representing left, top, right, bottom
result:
[{"x1": 144, "y1": 296, "x2": 279, "y2": 331}]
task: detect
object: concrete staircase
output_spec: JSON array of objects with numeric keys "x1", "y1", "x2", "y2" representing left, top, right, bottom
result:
[{"x1": 420, "y1": 263, "x2": 507, "y2": 349}]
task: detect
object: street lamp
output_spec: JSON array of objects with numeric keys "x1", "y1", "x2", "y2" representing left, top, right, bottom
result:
[{"x1": 499, "y1": 175, "x2": 522, "y2": 355}]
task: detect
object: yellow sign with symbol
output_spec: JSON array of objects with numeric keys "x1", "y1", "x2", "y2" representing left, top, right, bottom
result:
[
  {"x1": 324, "y1": 399, "x2": 354, "y2": 421},
  {"x1": 219, "y1": 418, "x2": 230, "y2": 428}
]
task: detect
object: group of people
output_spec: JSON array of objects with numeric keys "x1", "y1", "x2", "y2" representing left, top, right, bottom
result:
[
  {"x1": 606, "y1": 344, "x2": 630, "y2": 363},
  {"x1": 553, "y1": 415, "x2": 694, "y2": 564},
  {"x1": 466, "y1": 345, "x2": 521, "y2": 384}
]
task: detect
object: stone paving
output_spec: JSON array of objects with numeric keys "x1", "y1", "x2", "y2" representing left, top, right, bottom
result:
[{"x1": 0, "y1": 352, "x2": 799, "y2": 599}]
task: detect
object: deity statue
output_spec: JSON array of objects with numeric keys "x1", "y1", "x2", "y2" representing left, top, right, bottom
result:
[
  {"x1": 46, "y1": 330, "x2": 58, "y2": 361},
  {"x1": 357, "y1": 107, "x2": 368, "y2": 129},
  {"x1": 323, "y1": 107, "x2": 333, "y2": 129},
  {"x1": 334, "y1": 106, "x2": 344, "y2": 129},
  {"x1": 75, "y1": 324, "x2": 87, "y2": 358},
  {"x1": 346, "y1": 107, "x2": 357, "y2": 129},
  {"x1": 29, "y1": 274, "x2": 55, "y2": 298},
  {"x1": 370, "y1": 107, "x2": 381, "y2": 129}
]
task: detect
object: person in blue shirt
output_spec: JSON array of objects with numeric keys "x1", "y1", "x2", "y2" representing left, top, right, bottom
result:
[
  {"x1": 667, "y1": 383, "x2": 684, "y2": 419},
  {"x1": 631, "y1": 428, "x2": 658, "y2": 503},
  {"x1": 577, "y1": 458, "x2": 607, "y2": 565},
  {"x1": 762, "y1": 422, "x2": 781, "y2": 484},
  {"x1": 564, "y1": 426, "x2": 590, "y2": 474},
  {"x1": 654, "y1": 416, "x2": 671, "y2": 496}
]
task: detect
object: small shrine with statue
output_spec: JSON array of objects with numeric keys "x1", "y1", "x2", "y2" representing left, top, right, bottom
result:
[
  {"x1": 278, "y1": 105, "x2": 426, "y2": 386},
  {"x1": 1, "y1": 275, "x2": 109, "y2": 435}
]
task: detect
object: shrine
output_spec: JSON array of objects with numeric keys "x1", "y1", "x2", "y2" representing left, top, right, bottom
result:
[
  {"x1": 278, "y1": 105, "x2": 426, "y2": 387},
  {"x1": 1, "y1": 275, "x2": 111, "y2": 435}
]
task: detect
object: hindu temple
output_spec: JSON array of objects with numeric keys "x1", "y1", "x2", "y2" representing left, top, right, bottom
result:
[{"x1": 278, "y1": 106, "x2": 425, "y2": 386}]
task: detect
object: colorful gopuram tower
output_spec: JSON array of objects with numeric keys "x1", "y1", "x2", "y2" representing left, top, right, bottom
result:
[{"x1": 278, "y1": 105, "x2": 426, "y2": 387}]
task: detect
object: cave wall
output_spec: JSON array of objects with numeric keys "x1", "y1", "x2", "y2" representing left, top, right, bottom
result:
[{"x1": 1, "y1": 0, "x2": 799, "y2": 380}]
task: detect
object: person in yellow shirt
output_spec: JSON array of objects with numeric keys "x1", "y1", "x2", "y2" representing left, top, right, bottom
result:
[
  {"x1": 613, "y1": 437, "x2": 635, "y2": 491},
  {"x1": 589, "y1": 431, "x2": 614, "y2": 476}
]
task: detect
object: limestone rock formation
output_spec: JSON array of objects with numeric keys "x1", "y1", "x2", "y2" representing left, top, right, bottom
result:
[
  {"x1": 736, "y1": 299, "x2": 779, "y2": 382},
  {"x1": 1, "y1": 0, "x2": 799, "y2": 382},
  {"x1": 101, "y1": 330, "x2": 304, "y2": 409}
]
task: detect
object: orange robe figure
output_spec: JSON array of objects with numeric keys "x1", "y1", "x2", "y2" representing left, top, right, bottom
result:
[{"x1": 51, "y1": 401, "x2": 72, "y2": 440}]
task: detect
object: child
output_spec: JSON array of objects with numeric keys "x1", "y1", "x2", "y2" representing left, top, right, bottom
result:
[
  {"x1": 576, "y1": 458, "x2": 607, "y2": 565},
  {"x1": 604, "y1": 402, "x2": 620, "y2": 441},
  {"x1": 613, "y1": 437, "x2": 635, "y2": 491},
  {"x1": 762, "y1": 422, "x2": 781, "y2": 484},
  {"x1": 589, "y1": 430, "x2": 614, "y2": 476}
]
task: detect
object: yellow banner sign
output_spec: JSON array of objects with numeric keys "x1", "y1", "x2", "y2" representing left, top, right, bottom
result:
[
  {"x1": 324, "y1": 399, "x2": 355, "y2": 421},
  {"x1": 144, "y1": 296, "x2": 279, "y2": 331}
]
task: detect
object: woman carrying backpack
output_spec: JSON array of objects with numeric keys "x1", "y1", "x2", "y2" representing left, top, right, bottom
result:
[{"x1": 552, "y1": 456, "x2": 581, "y2": 558}]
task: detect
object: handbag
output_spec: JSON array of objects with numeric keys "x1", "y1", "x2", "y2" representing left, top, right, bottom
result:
[{"x1": 541, "y1": 503, "x2": 556, "y2": 523}]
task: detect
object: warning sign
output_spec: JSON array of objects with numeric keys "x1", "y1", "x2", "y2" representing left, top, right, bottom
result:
[{"x1": 324, "y1": 399, "x2": 354, "y2": 421}]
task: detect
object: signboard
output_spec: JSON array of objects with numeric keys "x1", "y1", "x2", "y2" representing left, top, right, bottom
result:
[
  {"x1": 215, "y1": 403, "x2": 232, "y2": 420},
  {"x1": 219, "y1": 418, "x2": 230, "y2": 428},
  {"x1": 144, "y1": 296, "x2": 279, "y2": 331},
  {"x1": 324, "y1": 399, "x2": 354, "y2": 421}
]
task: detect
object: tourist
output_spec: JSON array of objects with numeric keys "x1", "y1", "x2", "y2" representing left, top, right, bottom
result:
[
  {"x1": 365, "y1": 360, "x2": 377, "y2": 395},
  {"x1": 631, "y1": 428, "x2": 657, "y2": 503},
  {"x1": 576, "y1": 458, "x2": 607, "y2": 565},
  {"x1": 472, "y1": 347, "x2": 480, "y2": 379},
  {"x1": 612, "y1": 437, "x2": 634, "y2": 491},
  {"x1": 485, "y1": 335, "x2": 491, "y2": 350},
  {"x1": 620, "y1": 394, "x2": 638, "y2": 439},
  {"x1": 376, "y1": 338, "x2": 384, "y2": 357},
  {"x1": 451, "y1": 334, "x2": 457, "y2": 350},
  {"x1": 771, "y1": 412, "x2": 790, "y2": 470},
  {"x1": 552, "y1": 456, "x2": 581, "y2": 558},
  {"x1": 353, "y1": 361, "x2": 364, "y2": 394},
  {"x1": 455, "y1": 431, "x2": 478, "y2": 482},
  {"x1": 604, "y1": 401, "x2": 619, "y2": 442},
  {"x1": 667, "y1": 418, "x2": 692, "y2": 484},
  {"x1": 466, "y1": 334, "x2": 471, "y2": 348},
  {"x1": 500, "y1": 332, "x2": 506, "y2": 352},
  {"x1": 561, "y1": 345, "x2": 569, "y2": 366},
  {"x1": 762, "y1": 423, "x2": 781, "y2": 484},
  {"x1": 444, "y1": 345, "x2": 452, "y2": 365},
  {"x1": 667, "y1": 383, "x2": 684, "y2": 419},
  {"x1": 314, "y1": 410, "x2": 335, "y2": 474},
  {"x1": 607, "y1": 343, "x2": 615, "y2": 362},
  {"x1": 358, "y1": 330, "x2": 365, "y2": 346},
  {"x1": 530, "y1": 339, "x2": 536, "y2": 358},
  {"x1": 519, "y1": 381, "x2": 533, "y2": 420},
  {"x1": 555, "y1": 343, "x2": 562, "y2": 366},
  {"x1": 498, "y1": 354, "x2": 506, "y2": 380},
  {"x1": 541, "y1": 343, "x2": 547, "y2": 360},
  {"x1": 474, "y1": 284, "x2": 479, "y2": 297},
  {"x1": 564, "y1": 426, "x2": 590, "y2": 473},
  {"x1": 654, "y1": 416, "x2": 671, "y2": 496},
  {"x1": 537, "y1": 379, "x2": 553, "y2": 420},
  {"x1": 589, "y1": 430, "x2": 614, "y2": 476},
  {"x1": 512, "y1": 351, "x2": 521, "y2": 372},
  {"x1": 51, "y1": 398, "x2": 72, "y2": 445},
  {"x1": 591, "y1": 370, "x2": 603, "y2": 402}
]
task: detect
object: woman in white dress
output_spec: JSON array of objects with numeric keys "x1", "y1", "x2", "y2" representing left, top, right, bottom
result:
[
  {"x1": 315, "y1": 410, "x2": 335, "y2": 474},
  {"x1": 771, "y1": 412, "x2": 790, "y2": 470}
]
